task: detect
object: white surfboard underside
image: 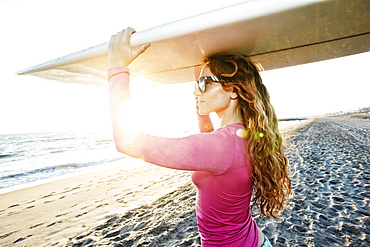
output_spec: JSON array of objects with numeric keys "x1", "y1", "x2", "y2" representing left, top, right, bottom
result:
[{"x1": 17, "y1": 0, "x2": 370, "y2": 85}]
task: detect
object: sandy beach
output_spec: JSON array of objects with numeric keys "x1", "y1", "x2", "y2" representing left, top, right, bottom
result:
[
  {"x1": 1, "y1": 117, "x2": 369, "y2": 246},
  {"x1": 0, "y1": 163, "x2": 191, "y2": 246}
]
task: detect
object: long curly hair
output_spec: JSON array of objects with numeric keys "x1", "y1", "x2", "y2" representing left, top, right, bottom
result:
[{"x1": 204, "y1": 53, "x2": 292, "y2": 218}]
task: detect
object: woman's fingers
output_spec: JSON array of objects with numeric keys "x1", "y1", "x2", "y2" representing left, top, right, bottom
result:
[
  {"x1": 132, "y1": 43, "x2": 150, "y2": 58},
  {"x1": 122, "y1": 27, "x2": 150, "y2": 58},
  {"x1": 108, "y1": 27, "x2": 150, "y2": 68},
  {"x1": 123, "y1": 27, "x2": 136, "y2": 45}
]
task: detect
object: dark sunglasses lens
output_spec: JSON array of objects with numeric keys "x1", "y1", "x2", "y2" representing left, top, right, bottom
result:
[{"x1": 199, "y1": 77, "x2": 206, "y2": 92}]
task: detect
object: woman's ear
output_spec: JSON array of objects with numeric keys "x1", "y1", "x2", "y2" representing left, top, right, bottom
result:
[{"x1": 231, "y1": 91, "x2": 238, "y2": 100}]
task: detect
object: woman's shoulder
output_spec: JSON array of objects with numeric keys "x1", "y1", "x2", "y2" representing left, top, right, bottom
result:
[
  {"x1": 217, "y1": 123, "x2": 244, "y2": 135},
  {"x1": 216, "y1": 123, "x2": 247, "y2": 149},
  {"x1": 207, "y1": 123, "x2": 246, "y2": 146}
]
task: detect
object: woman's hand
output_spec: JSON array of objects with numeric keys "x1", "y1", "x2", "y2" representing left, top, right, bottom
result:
[
  {"x1": 108, "y1": 27, "x2": 150, "y2": 68},
  {"x1": 195, "y1": 97, "x2": 214, "y2": 133}
]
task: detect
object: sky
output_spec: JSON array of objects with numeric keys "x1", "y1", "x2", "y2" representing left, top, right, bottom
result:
[{"x1": 0, "y1": 0, "x2": 369, "y2": 135}]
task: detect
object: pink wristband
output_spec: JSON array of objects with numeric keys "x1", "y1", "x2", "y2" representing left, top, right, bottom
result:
[{"x1": 108, "y1": 71, "x2": 130, "y2": 81}]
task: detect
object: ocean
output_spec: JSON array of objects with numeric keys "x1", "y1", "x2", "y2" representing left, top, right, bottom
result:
[
  {"x1": 0, "y1": 131, "x2": 132, "y2": 194},
  {"x1": 0, "y1": 120, "x2": 303, "y2": 194}
]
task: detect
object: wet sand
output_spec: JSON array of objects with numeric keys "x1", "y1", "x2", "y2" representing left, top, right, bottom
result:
[{"x1": 1, "y1": 117, "x2": 369, "y2": 246}]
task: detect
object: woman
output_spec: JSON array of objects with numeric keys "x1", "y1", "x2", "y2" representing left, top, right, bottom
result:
[{"x1": 108, "y1": 28, "x2": 291, "y2": 247}]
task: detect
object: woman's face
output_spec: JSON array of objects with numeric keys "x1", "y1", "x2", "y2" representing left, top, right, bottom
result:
[{"x1": 194, "y1": 66, "x2": 235, "y2": 116}]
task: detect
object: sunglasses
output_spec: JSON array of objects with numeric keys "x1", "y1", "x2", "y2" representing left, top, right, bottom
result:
[{"x1": 196, "y1": 76, "x2": 225, "y2": 93}]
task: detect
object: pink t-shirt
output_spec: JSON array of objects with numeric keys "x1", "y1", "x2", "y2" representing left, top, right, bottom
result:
[{"x1": 108, "y1": 68, "x2": 259, "y2": 246}]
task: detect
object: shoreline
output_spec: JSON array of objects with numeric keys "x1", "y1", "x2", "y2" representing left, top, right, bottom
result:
[
  {"x1": 0, "y1": 120, "x2": 305, "y2": 196},
  {"x1": 0, "y1": 157, "x2": 149, "y2": 196}
]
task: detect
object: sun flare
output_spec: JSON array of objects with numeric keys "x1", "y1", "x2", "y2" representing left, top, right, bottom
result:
[{"x1": 125, "y1": 79, "x2": 198, "y2": 137}]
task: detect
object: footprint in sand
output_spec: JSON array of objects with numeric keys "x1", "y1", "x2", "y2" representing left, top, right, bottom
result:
[
  {"x1": 13, "y1": 236, "x2": 29, "y2": 244},
  {"x1": 30, "y1": 222, "x2": 45, "y2": 229},
  {"x1": 56, "y1": 212, "x2": 71, "y2": 217},
  {"x1": 143, "y1": 185, "x2": 151, "y2": 190},
  {"x1": 116, "y1": 198, "x2": 127, "y2": 204},
  {"x1": 48, "y1": 220, "x2": 63, "y2": 227},
  {"x1": 64, "y1": 186, "x2": 81, "y2": 193},
  {"x1": 24, "y1": 205, "x2": 35, "y2": 210},
  {"x1": 0, "y1": 230, "x2": 20, "y2": 240},
  {"x1": 7, "y1": 211, "x2": 19, "y2": 216},
  {"x1": 41, "y1": 193, "x2": 55, "y2": 199},
  {"x1": 96, "y1": 203, "x2": 109, "y2": 208},
  {"x1": 76, "y1": 212, "x2": 88, "y2": 218}
]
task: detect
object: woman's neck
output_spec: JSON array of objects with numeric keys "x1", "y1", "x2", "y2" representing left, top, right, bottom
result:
[
  {"x1": 217, "y1": 105, "x2": 243, "y2": 127},
  {"x1": 220, "y1": 116, "x2": 243, "y2": 127}
]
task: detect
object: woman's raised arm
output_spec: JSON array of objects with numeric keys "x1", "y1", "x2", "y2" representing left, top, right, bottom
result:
[{"x1": 107, "y1": 28, "x2": 150, "y2": 157}]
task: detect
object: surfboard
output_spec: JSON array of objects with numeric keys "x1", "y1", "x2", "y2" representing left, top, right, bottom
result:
[{"x1": 17, "y1": 0, "x2": 370, "y2": 85}]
